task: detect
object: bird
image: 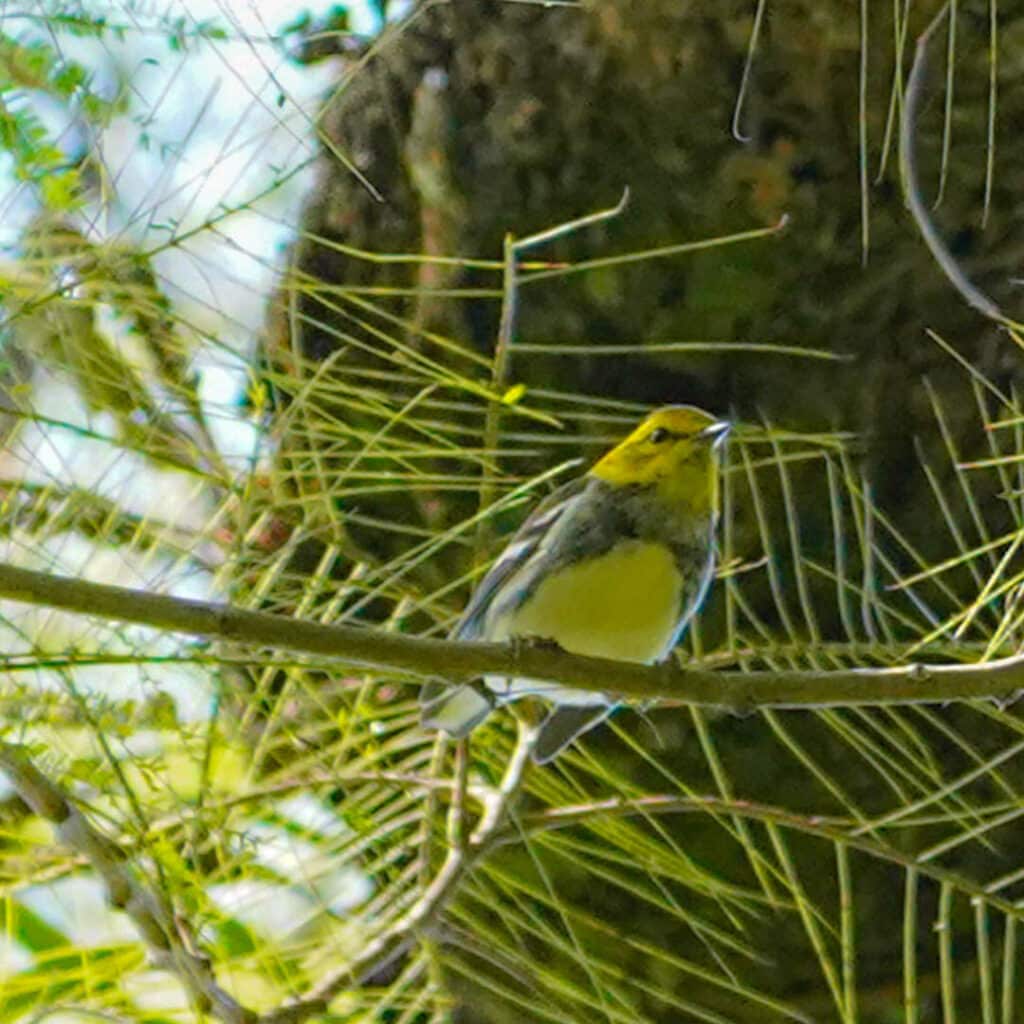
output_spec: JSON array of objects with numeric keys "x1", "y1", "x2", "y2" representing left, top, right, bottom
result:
[{"x1": 421, "y1": 405, "x2": 730, "y2": 763}]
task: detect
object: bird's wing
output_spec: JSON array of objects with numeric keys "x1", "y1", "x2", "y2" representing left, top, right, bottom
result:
[{"x1": 453, "y1": 475, "x2": 588, "y2": 641}]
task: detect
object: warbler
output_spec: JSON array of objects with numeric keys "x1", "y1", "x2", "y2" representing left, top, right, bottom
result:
[{"x1": 421, "y1": 405, "x2": 730, "y2": 763}]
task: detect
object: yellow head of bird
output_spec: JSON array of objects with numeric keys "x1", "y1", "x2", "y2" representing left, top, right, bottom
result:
[{"x1": 589, "y1": 405, "x2": 730, "y2": 512}]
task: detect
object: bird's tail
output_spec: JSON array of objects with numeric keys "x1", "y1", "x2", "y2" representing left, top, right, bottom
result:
[
  {"x1": 533, "y1": 704, "x2": 613, "y2": 763},
  {"x1": 420, "y1": 682, "x2": 494, "y2": 737}
]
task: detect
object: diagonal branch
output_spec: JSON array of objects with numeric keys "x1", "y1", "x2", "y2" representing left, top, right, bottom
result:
[
  {"x1": 261, "y1": 720, "x2": 540, "y2": 1024},
  {"x1": 0, "y1": 561, "x2": 1023, "y2": 706},
  {"x1": 0, "y1": 710, "x2": 539, "y2": 1024},
  {"x1": 0, "y1": 742, "x2": 259, "y2": 1024}
]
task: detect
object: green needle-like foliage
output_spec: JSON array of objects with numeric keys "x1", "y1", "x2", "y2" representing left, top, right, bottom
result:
[{"x1": 1, "y1": 3, "x2": 1024, "y2": 1023}]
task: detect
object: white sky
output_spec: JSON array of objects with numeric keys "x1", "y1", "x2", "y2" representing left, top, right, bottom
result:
[
  {"x1": 2, "y1": 0, "x2": 392, "y2": 457},
  {"x1": 4, "y1": 0, "x2": 394, "y2": 334},
  {"x1": 0, "y1": 0, "x2": 389, "y2": 681}
]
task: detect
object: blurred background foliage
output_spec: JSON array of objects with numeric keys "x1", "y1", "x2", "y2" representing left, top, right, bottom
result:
[{"x1": 1, "y1": 0, "x2": 1024, "y2": 1022}]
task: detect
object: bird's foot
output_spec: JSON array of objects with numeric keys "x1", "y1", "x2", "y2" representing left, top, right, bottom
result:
[{"x1": 509, "y1": 634, "x2": 565, "y2": 658}]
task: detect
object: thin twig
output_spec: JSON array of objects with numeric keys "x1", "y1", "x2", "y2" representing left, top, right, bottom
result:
[
  {"x1": 495, "y1": 792, "x2": 1024, "y2": 923},
  {"x1": 932, "y1": 0, "x2": 956, "y2": 209},
  {"x1": 469, "y1": 719, "x2": 536, "y2": 842},
  {"x1": 857, "y1": 0, "x2": 870, "y2": 264},
  {"x1": 982, "y1": 0, "x2": 998, "y2": 227},
  {"x1": 474, "y1": 230, "x2": 521, "y2": 557},
  {"x1": 0, "y1": 743, "x2": 258, "y2": 1024},
  {"x1": 731, "y1": 0, "x2": 768, "y2": 143},
  {"x1": 475, "y1": 190, "x2": 631, "y2": 552},
  {"x1": 520, "y1": 210, "x2": 783, "y2": 285},
  {"x1": 900, "y1": 3, "x2": 1011, "y2": 325}
]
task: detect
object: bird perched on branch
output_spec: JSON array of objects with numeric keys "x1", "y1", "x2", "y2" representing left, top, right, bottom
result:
[{"x1": 421, "y1": 405, "x2": 730, "y2": 763}]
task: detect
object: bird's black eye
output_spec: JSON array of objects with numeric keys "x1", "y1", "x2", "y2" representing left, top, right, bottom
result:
[{"x1": 648, "y1": 427, "x2": 670, "y2": 444}]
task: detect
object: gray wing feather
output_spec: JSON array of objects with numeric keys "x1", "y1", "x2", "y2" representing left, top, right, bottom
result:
[
  {"x1": 452, "y1": 476, "x2": 588, "y2": 640},
  {"x1": 419, "y1": 476, "x2": 587, "y2": 731}
]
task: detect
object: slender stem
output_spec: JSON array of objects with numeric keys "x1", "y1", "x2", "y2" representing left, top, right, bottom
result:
[
  {"x1": 900, "y1": 2, "x2": 1011, "y2": 325},
  {"x1": 496, "y1": 793, "x2": 1024, "y2": 922},
  {"x1": 857, "y1": 0, "x2": 869, "y2": 264},
  {"x1": 474, "y1": 231, "x2": 519, "y2": 556},
  {"x1": 981, "y1": 0, "x2": 997, "y2": 227},
  {"x1": 730, "y1": 0, "x2": 768, "y2": 143},
  {"x1": 475, "y1": 192, "x2": 631, "y2": 553}
]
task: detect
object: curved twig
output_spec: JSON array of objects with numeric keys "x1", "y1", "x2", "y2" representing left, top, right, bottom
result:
[{"x1": 900, "y1": 3, "x2": 1011, "y2": 325}]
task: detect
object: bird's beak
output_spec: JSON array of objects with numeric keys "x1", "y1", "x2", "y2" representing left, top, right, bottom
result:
[{"x1": 700, "y1": 420, "x2": 732, "y2": 449}]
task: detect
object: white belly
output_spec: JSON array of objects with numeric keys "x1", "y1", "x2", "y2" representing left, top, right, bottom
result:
[{"x1": 487, "y1": 540, "x2": 684, "y2": 704}]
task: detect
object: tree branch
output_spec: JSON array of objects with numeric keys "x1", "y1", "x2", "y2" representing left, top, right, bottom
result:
[
  {"x1": 0, "y1": 561, "x2": 1023, "y2": 707},
  {"x1": 0, "y1": 723, "x2": 539, "y2": 1024},
  {"x1": 0, "y1": 742, "x2": 258, "y2": 1024},
  {"x1": 261, "y1": 721, "x2": 540, "y2": 1024}
]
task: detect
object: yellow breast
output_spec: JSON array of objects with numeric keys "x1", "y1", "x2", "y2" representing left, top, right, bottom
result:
[{"x1": 493, "y1": 540, "x2": 683, "y2": 663}]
